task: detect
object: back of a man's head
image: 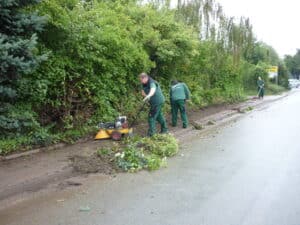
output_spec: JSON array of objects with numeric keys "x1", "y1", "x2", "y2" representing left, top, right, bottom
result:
[{"x1": 171, "y1": 80, "x2": 178, "y2": 86}]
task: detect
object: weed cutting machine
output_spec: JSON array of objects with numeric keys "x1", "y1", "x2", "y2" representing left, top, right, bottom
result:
[
  {"x1": 94, "y1": 102, "x2": 147, "y2": 141},
  {"x1": 94, "y1": 116, "x2": 133, "y2": 141}
]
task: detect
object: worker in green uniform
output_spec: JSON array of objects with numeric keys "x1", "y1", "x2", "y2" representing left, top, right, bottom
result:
[
  {"x1": 257, "y1": 76, "x2": 265, "y2": 99},
  {"x1": 139, "y1": 72, "x2": 168, "y2": 136},
  {"x1": 170, "y1": 80, "x2": 191, "y2": 128}
]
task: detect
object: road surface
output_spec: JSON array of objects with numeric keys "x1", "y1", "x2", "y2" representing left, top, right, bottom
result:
[{"x1": 1, "y1": 91, "x2": 300, "y2": 225}]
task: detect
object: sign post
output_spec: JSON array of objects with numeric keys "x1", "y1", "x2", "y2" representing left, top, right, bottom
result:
[{"x1": 267, "y1": 66, "x2": 279, "y2": 84}]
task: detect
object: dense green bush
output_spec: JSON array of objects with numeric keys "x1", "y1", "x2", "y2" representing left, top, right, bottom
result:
[
  {"x1": 0, "y1": 104, "x2": 40, "y2": 137},
  {"x1": 27, "y1": 1, "x2": 199, "y2": 127},
  {"x1": 30, "y1": 127, "x2": 54, "y2": 147},
  {"x1": 242, "y1": 62, "x2": 269, "y2": 91},
  {"x1": 267, "y1": 83, "x2": 286, "y2": 95}
]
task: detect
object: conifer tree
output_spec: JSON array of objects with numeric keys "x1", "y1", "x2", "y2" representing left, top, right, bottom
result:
[{"x1": 0, "y1": 0, "x2": 46, "y2": 135}]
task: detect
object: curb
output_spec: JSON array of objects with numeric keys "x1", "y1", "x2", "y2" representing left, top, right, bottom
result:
[
  {"x1": 0, "y1": 143, "x2": 66, "y2": 161},
  {"x1": 0, "y1": 136, "x2": 92, "y2": 161}
]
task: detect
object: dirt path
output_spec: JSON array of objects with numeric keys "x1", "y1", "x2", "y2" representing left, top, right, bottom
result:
[{"x1": 0, "y1": 93, "x2": 289, "y2": 210}]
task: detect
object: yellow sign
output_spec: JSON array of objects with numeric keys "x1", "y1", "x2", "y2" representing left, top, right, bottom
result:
[{"x1": 267, "y1": 66, "x2": 278, "y2": 73}]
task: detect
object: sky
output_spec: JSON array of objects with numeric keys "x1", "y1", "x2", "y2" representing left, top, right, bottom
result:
[{"x1": 219, "y1": 0, "x2": 300, "y2": 57}]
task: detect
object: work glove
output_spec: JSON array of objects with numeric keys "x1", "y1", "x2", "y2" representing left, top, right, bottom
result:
[{"x1": 143, "y1": 95, "x2": 151, "y2": 102}]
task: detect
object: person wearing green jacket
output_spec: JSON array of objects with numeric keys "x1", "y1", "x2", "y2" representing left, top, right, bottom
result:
[
  {"x1": 170, "y1": 80, "x2": 191, "y2": 128},
  {"x1": 257, "y1": 76, "x2": 265, "y2": 99},
  {"x1": 139, "y1": 72, "x2": 168, "y2": 136}
]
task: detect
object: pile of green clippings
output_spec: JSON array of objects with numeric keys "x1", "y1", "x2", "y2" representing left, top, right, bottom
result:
[{"x1": 115, "y1": 134, "x2": 179, "y2": 172}]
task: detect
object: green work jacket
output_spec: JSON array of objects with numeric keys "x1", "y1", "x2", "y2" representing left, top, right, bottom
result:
[
  {"x1": 170, "y1": 82, "x2": 191, "y2": 102},
  {"x1": 142, "y1": 77, "x2": 165, "y2": 106}
]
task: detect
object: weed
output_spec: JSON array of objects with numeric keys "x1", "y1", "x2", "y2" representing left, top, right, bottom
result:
[
  {"x1": 139, "y1": 134, "x2": 178, "y2": 157},
  {"x1": 191, "y1": 121, "x2": 204, "y2": 130},
  {"x1": 114, "y1": 134, "x2": 179, "y2": 172},
  {"x1": 115, "y1": 145, "x2": 148, "y2": 172},
  {"x1": 207, "y1": 120, "x2": 216, "y2": 125},
  {"x1": 97, "y1": 148, "x2": 110, "y2": 156},
  {"x1": 146, "y1": 154, "x2": 163, "y2": 171},
  {"x1": 0, "y1": 136, "x2": 32, "y2": 155},
  {"x1": 246, "y1": 106, "x2": 254, "y2": 111}
]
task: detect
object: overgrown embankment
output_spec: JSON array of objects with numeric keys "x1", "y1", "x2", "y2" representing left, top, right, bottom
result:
[{"x1": 0, "y1": 0, "x2": 289, "y2": 155}]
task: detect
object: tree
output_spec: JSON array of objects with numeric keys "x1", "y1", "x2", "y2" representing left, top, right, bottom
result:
[
  {"x1": 278, "y1": 62, "x2": 289, "y2": 88},
  {"x1": 246, "y1": 42, "x2": 279, "y2": 66},
  {"x1": 0, "y1": 0, "x2": 46, "y2": 136},
  {"x1": 284, "y1": 49, "x2": 300, "y2": 79}
]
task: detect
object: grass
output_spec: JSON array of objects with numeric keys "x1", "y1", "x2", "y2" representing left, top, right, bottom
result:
[
  {"x1": 0, "y1": 125, "x2": 97, "y2": 156},
  {"x1": 244, "y1": 89, "x2": 259, "y2": 96},
  {"x1": 0, "y1": 137, "x2": 31, "y2": 155},
  {"x1": 267, "y1": 83, "x2": 287, "y2": 95},
  {"x1": 245, "y1": 83, "x2": 287, "y2": 97}
]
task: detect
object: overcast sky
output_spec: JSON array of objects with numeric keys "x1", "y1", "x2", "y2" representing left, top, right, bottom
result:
[{"x1": 219, "y1": 0, "x2": 300, "y2": 57}]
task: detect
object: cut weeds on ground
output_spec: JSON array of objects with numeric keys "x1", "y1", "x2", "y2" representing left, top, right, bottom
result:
[{"x1": 71, "y1": 134, "x2": 179, "y2": 174}]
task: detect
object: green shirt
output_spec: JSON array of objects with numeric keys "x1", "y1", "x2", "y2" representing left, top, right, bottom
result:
[
  {"x1": 170, "y1": 82, "x2": 191, "y2": 101},
  {"x1": 257, "y1": 80, "x2": 265, "y2": 88},
  {"x1": 142, "y1": 77, "x2": 165, "y2": 106}
]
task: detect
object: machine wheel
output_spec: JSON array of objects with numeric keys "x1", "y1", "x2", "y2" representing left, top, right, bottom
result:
[{"x1": 111, "y1": 131, "x2": 122, "y2": 141}]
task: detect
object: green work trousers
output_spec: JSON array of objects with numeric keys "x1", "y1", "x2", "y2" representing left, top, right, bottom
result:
[
  {"x1": 171, "y1": 99, "x2": 188, "y2": 128},
  {"x1": 148, "y1": 104, "x2": 168, "y2": 136},
  {"x1": 258, "y1": 87, "x2": 265, "y2": 98}
]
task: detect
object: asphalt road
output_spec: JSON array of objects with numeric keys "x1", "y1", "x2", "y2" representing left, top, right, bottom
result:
[{"x1": 1, "y1": 91, "x2": 300, "y2": 225}]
